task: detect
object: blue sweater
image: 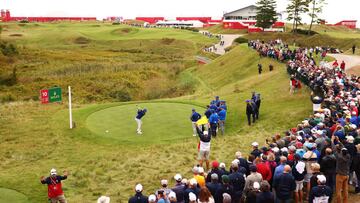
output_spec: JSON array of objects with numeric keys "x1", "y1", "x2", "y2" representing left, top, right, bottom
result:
[
  {"x1": 218, "y1": 109, "x2": 226, "y2": 121},
  {"x1": 209, "y1": 113, "x2": 219, "y2": 124},
  {"x1": 190, "y1": 112, "x2": 201, "y2": 122},
  {"x1": 136, "y1": 110, "x2": 146, "y2": 119}
]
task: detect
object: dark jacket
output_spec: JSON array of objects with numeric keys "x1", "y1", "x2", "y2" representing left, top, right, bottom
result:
[
  {"x1": 196, "y1": 126, "x2": 211, "y2": 143},
  {"x1": 206, "y1": 168, "x2": 224, "y2": 183},
  {"x1": 256, "y1": 191, "x2": 274, "y2": 203},
  {"x1": 184, "y1": 187, "x2": 200, "y2": 203},
  {"x1": 229, "y1": 171, "x2": 245, "y2": 201},
  {"x1": 309, "y1": 185, "x2": 333, "y2": 203},
  {"x1": 332, "y1": 143, "x2": 351, "y2": 176},
  {"x1": 172, "y1": 183, "x2": 186, "y2": 203},
  {"x1": 206, "y1": 182, "x2": 221, "y2": 200},
  {"x1": 273, "y1": 173, "x2": 296, "y2": 200},
  {"x1": 128, "y1": 193, "x2": 148, "y2": 203},
  {"x1": 351, "y1": 153, "x2": 360, "y2": 174},
  {"x1": 215, "y1": 184, "x2": 234, "y2": 203},
  {"x1": 320, "y1": 155, "x2": 336, "y2": 175}
]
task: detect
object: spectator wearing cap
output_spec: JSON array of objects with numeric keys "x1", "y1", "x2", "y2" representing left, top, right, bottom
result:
[
  {"x1": 246, "y1": 100, "x2": 255, "y2": 126},
  {"x1": 219, "y1": 163, "x2": 230, "y2": 176},
  {"x1": 255, "y1": 154, "x2": 272, "y2": 182},
  {"x1": 40, "y1": 168, "x2": 69, "y2": 203},
  {"x1": 244, "y1": 165, "x2": 263, "y2": 194},
  {"x1": 309, "y1": 163, "x2": 323, "y2": 191},
  {"x1": 273, "y1": 165, "x2": 296, "y2": 203},
  {"x1": 236, "y1": 151, "x2": 250, "y2": 175},
  {"x1": 215, "y1": 175, "x2": 234, "y2": 203},
  {"x1": 129, "y1": 184, "x2": 148, "y2": 203},
  {"x1": 211, "y1": 96, "x2": 221, "y2": 107},
  {"x1": 352, "y1": 144, "x2": 360, "y2": 193},
  {"x1": 172, "y1": 174, "x2": 186, "y2": 203},
  {"x1": 302, "y1": 143, "x2": 318, "y2": 189},
  {"x1": 331, "y1": 135, "x2": 351, "y2": 203},
  {"x1": 309, "y1": 175, "x2": 333, "y2": 203},
  {"x1": 188, "y1": 192, "x2": 197, "y2": 203},
  {"x1": 256, "y1": 181, "x2": 274, "y2": 203},
  {"x1": 169, "y1": 192, "x2": 177, "y2": 203},
  {"x1": 198, "y1": 187, "x2": 214, "y2": 203},
  {"x1": 148, "y1": 195, "x2": 157, "y2": 203},
  {"x1": 195, "y1": 167, "x2": 206, "y2": 188},
  {"x1": 206, "y1": 174, "x2": 221, "y2": 198},
  {"x1": 195, "y1": 125, "x2": 212, "y2": 170},
  {"x1": 320, "y1": 148, "x2": 336, "y2": 190},
  {"x1": 206, "y1": 161, "x2": 224, "y2": 183},
  {"x1": 184, "y1": 179, "x2": 200, "y2": 203},
  {"x1": 251, "y1": 142, "x2": 261, "y2": 158},
  {"x1": 190, "y1": 109, "x2": 202, "y2": 137},
  {"x1": 156, "y1": 180, "x2": 174, "y2": 198},
  {"x1": 228, "y1": 164, "x2": 245, "y2": 203},
  {"x1": 205, "y1": 106, "x2": 212, "y2": 119},
  {"x1": 292, "y1": 154, "x2": 306, "y2": 203},
  {"x1": 222, "y1": 193, "x2": 231, "y2": 203},
  {"x1": 246, "y1": 182, "x2": 260, "y2": 203}
]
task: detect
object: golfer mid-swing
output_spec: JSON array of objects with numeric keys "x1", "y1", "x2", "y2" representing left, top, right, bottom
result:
[{"x1": 135, "y1": 105, "x2": 147, "y2": 135}]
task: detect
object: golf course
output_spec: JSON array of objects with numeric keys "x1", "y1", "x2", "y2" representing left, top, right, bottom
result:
[{"x1": 0, "y1": 21, "x2": 359, "y2": 202}]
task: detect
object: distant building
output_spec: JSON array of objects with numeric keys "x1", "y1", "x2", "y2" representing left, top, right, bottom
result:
[
  {"x1": 135, "y1": 17, "x2": 165, "y2": 24},
  {"x1": 333, "y1": 20, "x2": 357, "y2": 29},
  {"x1": 222, "y1": 5, "x2": 284, "y2": 32}
]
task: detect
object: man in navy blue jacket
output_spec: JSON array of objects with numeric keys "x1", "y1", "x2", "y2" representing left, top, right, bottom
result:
[
  {"x1": 273, "y1": 165, "x2": 296, "y2": 203},
  {"x1": 129, "y1": 184, "x2": 148, "y2": 203},
  {"x1": 309, "y1": 175, "x2": 333, "y2": 203},
  {"x1": 190, "y1": 109, "x2": 201, "y2": 137}
]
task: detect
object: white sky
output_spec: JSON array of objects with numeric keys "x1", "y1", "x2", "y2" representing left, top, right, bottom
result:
[{"x1": 2, "y1": 0, "x2": 360, "y2": 26}]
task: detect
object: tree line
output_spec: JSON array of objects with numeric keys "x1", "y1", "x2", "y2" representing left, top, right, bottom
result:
[{"x1": 255, "y1": 0, "x2": 326, "y2": 34}]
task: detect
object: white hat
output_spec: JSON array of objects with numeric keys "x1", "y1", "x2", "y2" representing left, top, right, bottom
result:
[
  {"x1": 272, "y1": 147, "x2": 279, "y2": 153},
  {"x1": 317, "y1": 175, "x2": 326, "y2": 184},
  {"x1": 343, "y1": 106, "x2": 349, "y2": 110},
  {"x1": 253, "y1": 182, "x2": 260, "y2": 190},
  {"x1": 148, "y1": 194, "x2": 156, "y2": 202},
  {"x1": 161, "y1": 179, "x2": 168, "y2": 186},
  {"x1": 296, "y1": 136, "x2": 303, "y2": 141},
  {"x1": 181, "y1": 178, "x2": 188, "y2": 185},
  {"x1": 281, "y1": 147, "x2": 288, "y2": 153},
  {"x1": 189, "y1": 192, "x2": 196, "y2": 201},
  {"x1": 252, "y1": 142, "x2": 259, "y2": 147},
  {"x1": 97, "y1": 196, "x2": 110, "y2": 203},
  {"x1": 189, "y1": 178, "x2": 197, "y2": 186},
  {"x1": 135, "y1": 184, "x2": 143, "y2": 192},
  {"x1": 346, "y1": 136, "x2": 355, "y2": 143},
  {"x1": 198, "y1": 167, "x2": 204, "y2": 174},
  {"x1": 219, "y1": 163, "x2": 226, "y2": 168},
  {"x1": 316, "y1": 130, "x2": 323, "y2": 135},
  {"x1": 169, "y1": 191, "x2": 177, "y2": 199},
  {"x1": 192, "y1": 166, "x2": 199, "y2": 174},
  {"x1": 50, "y1": 168, "x2": 57, "y2": 176},
  {"x1": 203, "y1": 131, "x2": 208, "y2": 135},
  {"x1": 352, "y1": 111, "x2": 357, "y2": 115},
  {"x1": 350, "y1": 124, "x2": 357, "y2": 129},
  {"x1": 350, "y1": 102, "x2": 356, "y2": 106},
  {"x1": 231, "y1": 159, "x2": 240, "y2": 165},
  {"x1": 174, "y1": 174, "x2": 182, "y2": 181},
  {"x1": 317, "y1": 122, "x2": 324, "y2": 126}
]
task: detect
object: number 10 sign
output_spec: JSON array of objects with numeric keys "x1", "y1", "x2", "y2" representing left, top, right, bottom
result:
[{"x1": 40, "y1": 87, "x2": 62, "y2": 104}]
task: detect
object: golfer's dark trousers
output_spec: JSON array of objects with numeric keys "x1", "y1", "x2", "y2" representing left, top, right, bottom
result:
[
  {"x1": 210, "y1": 123, "x2": 217, "y2": 137},
  {"x1": 247, "y1": 114, "x2": 251, "y2": 125}
]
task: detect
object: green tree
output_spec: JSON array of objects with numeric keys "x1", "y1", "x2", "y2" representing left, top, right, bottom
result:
[
  {"x1": 287, "y1": 0, "x2": 310, "y2": 33},
  {"x1": 256, "y1": 0, "x2": 278, "y2": 29},
  {"x1": 308, "y1": 0, "x2": 326, "y2": 34}
]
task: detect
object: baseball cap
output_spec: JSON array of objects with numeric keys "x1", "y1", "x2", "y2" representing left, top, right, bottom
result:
[
  {"x1": 189, "y1": 178, "x2": 197, "y2": 186},
  {"x1": 97, "y1": 196, "x2": 110, "y2": 203},
  {"x1": 135, "y1": 184, "x2": 143, "y2": 192},
  {"x1": 253, "y1": 182, "x2": 260, "y2": 190},
  {"x1": 148, "y1": 195, "x2": 156, "y2": 202},
  {"x1": 219, "y1": 163, "x2": 226, "y2": 168},
  {"x1": 174, "y1": 174, "x2": 182, "y2": 181},
  {"x1": 189, "y1": 192, "x2": 196, "y2": 201},
  {"x1": 198, "y1": 167, "x2": 204, "y2": 174},
  {"x1": 211, "y1": 173, "x2": 218, "y2": 180},
  {"x1": 161, "y1": 179, "x2": 168, "y2": 186},
  {"x1": 222, "y1": 175, "x2": 230, "y2": 183},
  {"x1": 203, "y1": 131, "x2": 209, "y2": 135},
  {"x1": 212, "y1": 161, "x2": 219, "y2": 168},
  {"x1": 317, "y1": 175, "x2": 326, "y2": 184},
  {"x1": 252, "y1": 142, "x2": 259, "y2": 147},
  {"x1": 50, "y1": 168, "x2": 57, "y2": 176},
  {"x1": 169, "y1": 191, "x2": 176, "y2": 199}
]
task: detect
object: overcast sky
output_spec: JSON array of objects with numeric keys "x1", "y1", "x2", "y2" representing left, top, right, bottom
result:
[{"x1": 2, "y1": 0, "x2": 359, "y2": 26}]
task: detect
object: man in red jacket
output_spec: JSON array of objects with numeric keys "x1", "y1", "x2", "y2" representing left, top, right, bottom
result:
[
  {"x1": 40, "y1": 168, "x2": 68, "y2": 203},
  {"x1": 256, "y1": 155, "x2": 272, "y2": 182}
]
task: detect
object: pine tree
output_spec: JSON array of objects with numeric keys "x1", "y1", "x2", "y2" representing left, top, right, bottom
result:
[
  {"x1": 286, "y1": 0, "x2": 310, "y2": 33},
  {"x1": 308, "y1": 0, "x2": 326, "y2": 34},
  {"x1": 256, "y1": 0, "x2": 278, "y2": 29}
]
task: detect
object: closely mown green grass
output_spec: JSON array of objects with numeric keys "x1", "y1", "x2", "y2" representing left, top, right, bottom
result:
[{"x1": 0, "y1": 188, "x2": 28, "y2": 203}]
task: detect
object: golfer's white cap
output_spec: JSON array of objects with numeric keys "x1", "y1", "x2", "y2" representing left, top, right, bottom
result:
[
  {"x1": 148, "y1": 194, "x2": 156, "y2": 202},
  {"x1": 174, "y1": 174, "x2": 182, "y2": 181},
  {"x1": 203, "y1": 131, "x2": 208, "y2": 135},
  {"x1": 135, "y1": 184, "x2": 143, "y2": 192},
  {"x1": 252, "y1": 142, "x2": 259, "y2": 147},
  {"x1": 50, "y1": 168, "x2": 57, "y2": 176},
  {"x1": 189, "y1": 192, "x2": 197, "y2": 201}
]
